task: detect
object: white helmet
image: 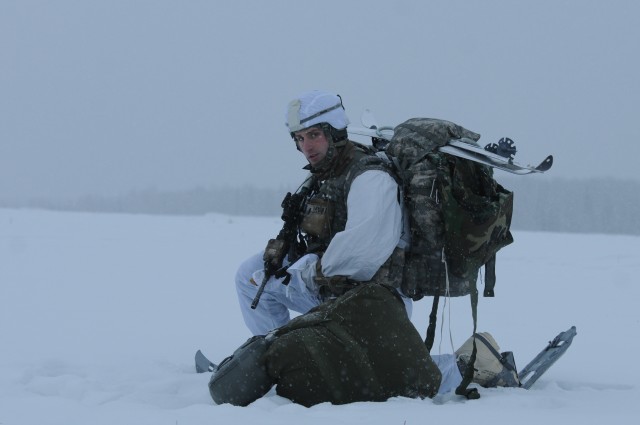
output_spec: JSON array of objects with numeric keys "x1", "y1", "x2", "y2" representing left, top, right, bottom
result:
[{"x1": 285, "y1": 90, "x2": 350, "y2": 133}]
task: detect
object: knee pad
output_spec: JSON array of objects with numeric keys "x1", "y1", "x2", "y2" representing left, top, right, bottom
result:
[{"x1": 208, "y1": 335, "x2": 275, "y2": 406}]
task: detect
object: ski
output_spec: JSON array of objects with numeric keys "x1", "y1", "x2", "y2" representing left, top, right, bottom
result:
[
  {"x1": 195, "y1": 349, "x2": 217, "y2": 373},
  {"x1": 519, "y1": 326, "x2": 577, "y2": 389},
  {"x1": 348, "y1": 125, "x2": 394, "y2": 141},
  {"x1": 447, "y1": 138, "x2": 553, "y2": 174},
  {"x1": 440, "y1": 143, "x2": 554, "y2": 175},
  {"x1": 347, "y1": 125, "x2": 553, "y2": 175}
]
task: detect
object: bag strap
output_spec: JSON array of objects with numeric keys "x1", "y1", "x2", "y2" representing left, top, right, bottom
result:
[
  {"x1": 473, "y1": 333, "x2": 518, "y2": 375},
  {"x1": 455, "y1": 282, "x2": 481, "y2": 400},
  {"x1": 484, "y1": 254, "x2": 496, "y2": 297},
  {"x1": 424, "y1": 252, "x2": 481, "y2": 399},
  {"x1": 424, "y1": 294, "x2": 439, "y2": 352},
  {"x1": 424, "y1": 248, "x2": 445, "y2": 351}
]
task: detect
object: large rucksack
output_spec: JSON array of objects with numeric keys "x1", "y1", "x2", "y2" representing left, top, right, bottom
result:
[
  {"x1": 265, "y1": 283, "x2": 442, "y2": 406},
  {"x1": 379, "y1": 118, "x2": 515, "y2": 399},
  {"x1": 208, "y1": 283, "x2": 442, "y2": 407},
  {"x1": 383, "y1": 118, "x2": 514, "y2": 301}
]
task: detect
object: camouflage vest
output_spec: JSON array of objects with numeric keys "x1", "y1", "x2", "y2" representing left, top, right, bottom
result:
[
  {"x1": 300, "y1": 141, "x2": 390, "y2": 254},
  {"x1": 299, "y1": 141, "x2": 404, "y2": 294}
]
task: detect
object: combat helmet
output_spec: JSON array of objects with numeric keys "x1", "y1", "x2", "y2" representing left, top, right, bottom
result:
[{"x1": 285, "y1": 90, "x2": 350, "y2": 148}]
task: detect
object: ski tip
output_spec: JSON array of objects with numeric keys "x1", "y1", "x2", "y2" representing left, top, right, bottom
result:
[
  {"x1": 195, "y1": 349, "x2": 217, "y2": 373},
  {"x1": 195, "y1": 349, "x2": 208, "y2": 374},
  {"x1": 564, "y1": 326, "x2": 578, "y2": 339},
  {"x1": 548, "y1": 326, "x2": 577, "y2": 349},
  {"x1": 195, "y1": 350, "x2": 203, "y2": 373},
  {"x1": 561, "y1": 325, "x2": 577, "y2": 338},
  {"x1": 536, "y1": 155, "x2": 553, "y2": 172}
]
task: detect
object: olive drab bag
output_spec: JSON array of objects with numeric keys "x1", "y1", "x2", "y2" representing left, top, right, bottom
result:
[
  {"x1": 208, "y1": 284, "x2": 442, "y2": 407},
  {"x1": 264, "y1": 283, "x2": 442, "y2": 406}
]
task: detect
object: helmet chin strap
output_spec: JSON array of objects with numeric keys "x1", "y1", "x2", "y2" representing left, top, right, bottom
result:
[
  {"x1": 320, "y1": 123, "x2": 347, "y2": 146},
  {"x1": 291, "y1": 122, "x2": 350, "y2": 175},
  {"x1": 291, "y1": 123, "x2": 347, "y2": 150}
]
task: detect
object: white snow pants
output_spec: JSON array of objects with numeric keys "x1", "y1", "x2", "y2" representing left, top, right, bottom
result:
[{"x1": 235, "y1": 251, "x2": 462, "y2": 395}]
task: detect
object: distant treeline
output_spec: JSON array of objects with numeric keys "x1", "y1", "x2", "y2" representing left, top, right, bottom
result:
[
  {"x1": 3, "y1": 177, "x2": 639, "y2": 236},
  {"x1": 7, "y1": 185, "x2": 287, "y2": 217},
  {"x1": 502, "y1": 177, "x2": 640, "y2": 236}
]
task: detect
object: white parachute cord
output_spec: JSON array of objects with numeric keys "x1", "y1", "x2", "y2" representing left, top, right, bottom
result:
[
  {"x1": 430, "y1": 180, "x2": 439, "y2": 204},
  {"x1": 438, "y1": 248, "x2": 457, "y2": 355}
]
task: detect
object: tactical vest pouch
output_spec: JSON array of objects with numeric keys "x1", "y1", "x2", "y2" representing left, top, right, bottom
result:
[
  {"x1": 315, "y1": 274, "x2": 355, "y2": 299},
  {"x1": 263, "y1": 238, "x2": 287, "y2": 269},
  {"x1": 300, "y1": 197, "x2": 334, "y2": 239},
  {"x1": 369, "y1": 246, "x2": 405, "y2": 290}
]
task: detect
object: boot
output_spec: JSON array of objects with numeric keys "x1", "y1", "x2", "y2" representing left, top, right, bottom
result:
[{"x1": 455, "y1": 332, "x2": 520, "y2": 388}]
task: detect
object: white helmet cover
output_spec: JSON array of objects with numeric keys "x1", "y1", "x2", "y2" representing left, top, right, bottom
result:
[{"x1": 285, "y1": 90, "x2": 350, "y2": 133}]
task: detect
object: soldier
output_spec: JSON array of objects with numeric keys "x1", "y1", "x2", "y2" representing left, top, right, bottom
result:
[
  {"x1": 206, "y1": 91, "x2": 540, "y2": 406},
  {"x1": 209, "y1": 90, "x2": 466, "y2": 406},
  {"x1": 235, "y1": 89, "x2": 409, "y2": 335}
]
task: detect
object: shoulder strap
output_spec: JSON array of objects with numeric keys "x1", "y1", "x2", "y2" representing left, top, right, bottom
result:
[
  {"x1": 473, "y1": 332, "x2": 518, "y2": 375},
  {"x1": 424, "y1": 295, "x2": 439, "y2": 352},
  {"x1": 423, "y1": 253, "x2": 481, "y2": 400},
  {"x1": 455, "y1": 284, "x2": 480, "y2": 399}
]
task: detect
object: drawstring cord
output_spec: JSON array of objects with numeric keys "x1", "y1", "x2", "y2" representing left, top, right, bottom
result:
[{"x1": 438, "y1": 248, "x2": 456, "y2": 355}]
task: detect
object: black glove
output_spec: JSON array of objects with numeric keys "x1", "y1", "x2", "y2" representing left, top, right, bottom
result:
[{"x1": 263, "y1": 238, "x2": 287, "y2": 270}]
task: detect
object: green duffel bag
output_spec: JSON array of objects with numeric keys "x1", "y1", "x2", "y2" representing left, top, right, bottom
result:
[{"x1": 265, "y1": 283, "x2": 441, "y2": 406}]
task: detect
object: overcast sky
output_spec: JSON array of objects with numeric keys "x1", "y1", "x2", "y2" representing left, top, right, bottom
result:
[{"x1": 1, "y1": 0, "x2": 638, "y2": 201}]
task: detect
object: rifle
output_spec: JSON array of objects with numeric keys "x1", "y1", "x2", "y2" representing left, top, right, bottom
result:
[{"x1": 251, "y1": 175, "x2": 315, "y2": 309}]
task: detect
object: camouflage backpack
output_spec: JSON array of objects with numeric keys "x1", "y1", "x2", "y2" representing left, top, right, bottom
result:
[
  {"x1": 381, "y1": 117, "x2": 515, "y2": 398},
  {"x1": 374, "y1": 118, "x2": 513, "y2": 398},
  {"x1": 383, "y1": 117, "x2": 514, "y2": 301}
]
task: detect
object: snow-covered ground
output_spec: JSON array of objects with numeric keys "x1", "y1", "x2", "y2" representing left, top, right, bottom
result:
[{"x1": 1, "y1": 208, "x2": 638, "y2": 424}]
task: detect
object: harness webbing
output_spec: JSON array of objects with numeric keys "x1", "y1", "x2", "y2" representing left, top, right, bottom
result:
[{"x1": 455, "y1": 285, "x2": 480, "y2": 399}]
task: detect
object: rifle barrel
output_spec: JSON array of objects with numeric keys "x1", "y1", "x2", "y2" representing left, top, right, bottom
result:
[{"x1": 250, "y1": 269, "x2": 271, "y2": 309}]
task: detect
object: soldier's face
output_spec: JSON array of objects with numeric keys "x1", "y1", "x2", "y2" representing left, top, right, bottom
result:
[{"x1": 294, "y1": 127, "x2": 330, "y2": 166}]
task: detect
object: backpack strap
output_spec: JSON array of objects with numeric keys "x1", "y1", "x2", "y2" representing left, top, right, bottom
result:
[
  {"x1": 484, "y1": 254, "x2": 496, "y2": 297},
  {"x1": 472, "y1": 332, "x2": 518, "y2": 376},
  {"x1": 424, "y1": 295, "x2": 439, "y2": 352},
  {"x1": 455, "y1": 282, "x2": 481, "y2": 400},
  {"x1": 423, "y1": 250, "x2": 481, "y2": 399},
  {"x1": 424, "y1": 248, "x2": 446, "y2": 351}
]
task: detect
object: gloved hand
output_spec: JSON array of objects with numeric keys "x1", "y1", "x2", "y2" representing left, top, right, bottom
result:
[{"x1": 262, "y1": 238, "x2": 287, "y2": 270}]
